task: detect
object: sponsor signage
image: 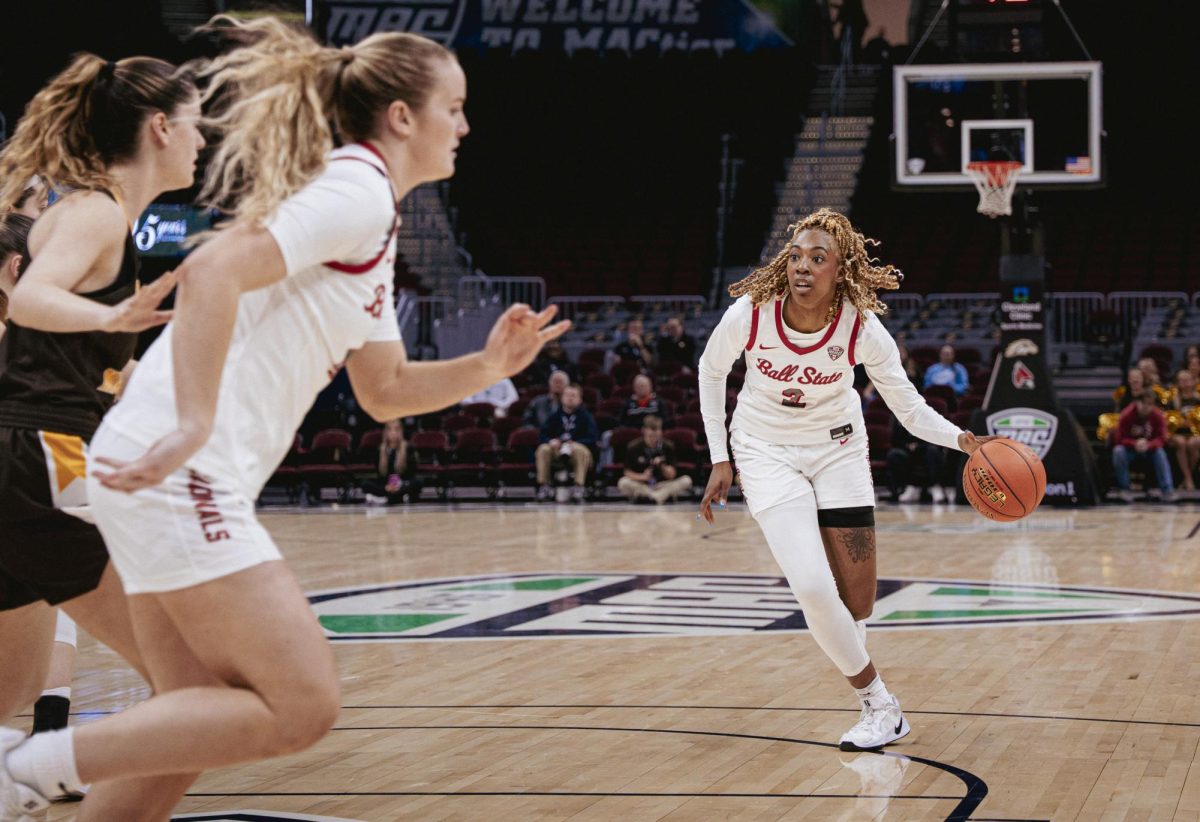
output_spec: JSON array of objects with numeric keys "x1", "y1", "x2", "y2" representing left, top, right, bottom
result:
[
  {"x1": 986, "y1": 407, "x2": 1057, "y2": 459},
  {"x1": 315, "y1": 0, "x2": 792, "y2": 54},
  {"x1": 306, "y1": 573, "x2": 1200, "y2": 641},
  {"x1": 975, "y1": 254, "x2": 1100, "y2": 504},
  {"x1": 133, "y1": 204, "x2": 214, "y2": 258}
]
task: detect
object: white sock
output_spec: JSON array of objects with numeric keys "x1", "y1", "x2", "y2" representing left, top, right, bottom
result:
[
  {"x1": 39, "y1": 687, "x2": 71, "y2": 700},
  {"x1": 54, "y1": 612, "x2": 78, "y2": 647},
  {"x1": 854, "y1": 674, "x2": 893, "y2": 708},
  {"x1": 5, "y1": 727, "x2": 84, "y2": 798}
]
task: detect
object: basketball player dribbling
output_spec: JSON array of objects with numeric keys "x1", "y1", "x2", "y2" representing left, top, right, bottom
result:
[
  {"x1": 0, "y1": 18, "x2": 569, "y2": 821},
  {"x1": 698, "y1": 209, "x2": 994, "y2": 751},
  {"x1": 0, "y1": 54, "x2": 202, "y2": 816}
]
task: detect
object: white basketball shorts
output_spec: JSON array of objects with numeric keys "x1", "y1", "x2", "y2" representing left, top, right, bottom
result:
[
  {"x1": 86, "y1": 427, "x2": 282, "y2": 594},
  {"x1": 729, "y1": 426, "x2": 875, "y2": 518}
]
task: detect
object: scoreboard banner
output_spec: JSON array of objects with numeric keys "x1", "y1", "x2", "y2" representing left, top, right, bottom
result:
[{"x1": 314, "y1": 0, "x2": 792, "y2": 54}]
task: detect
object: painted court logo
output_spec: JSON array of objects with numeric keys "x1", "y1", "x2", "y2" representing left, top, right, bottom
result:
[
  {"x1": 174, "y1": 812, "x2": 358, "y2": 822},
  {"x1": 307, "y1": 573, "x2": 1200, "y2": 641}
]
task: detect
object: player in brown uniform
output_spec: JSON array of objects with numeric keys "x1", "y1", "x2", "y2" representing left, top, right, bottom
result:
[{"x1": 0, "y1": 54, "x2": 202, "y2": 816}]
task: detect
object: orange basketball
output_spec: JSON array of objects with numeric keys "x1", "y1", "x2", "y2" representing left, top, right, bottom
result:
[{"x1": 962, "y1": 438, "x2": 1047, "y2": 522}]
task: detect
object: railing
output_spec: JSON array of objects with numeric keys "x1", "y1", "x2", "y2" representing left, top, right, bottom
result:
[
  {"x1": 1047, "y1": 291, "x2": 1105, "y2": 344},
  {"x1": 456, "y1": 275, "x2": 546, "y2": 311},
  {"x1": 548, "y1": 296, "x2": 627, "y2": 322},
  {"x1": 627, "y1": 294, "x2": 706, "y2": 317},
  {"x1": 1107, "y1": 291, "x2": 1190, "y2": 343},
  {"x1": 925, "y1": 292, "x2": 1001, "y2": 313},
  {"x1": 401, "y1": 296, "x2": 454, "y2": 358},
  {"x1": 882, "y1": 293, "x2": 924, "y2": 315}
]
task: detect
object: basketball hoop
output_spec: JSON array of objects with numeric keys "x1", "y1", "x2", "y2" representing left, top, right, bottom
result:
[{"x1": 965, "y1": 161, "x2": 1024, "y2": 218}]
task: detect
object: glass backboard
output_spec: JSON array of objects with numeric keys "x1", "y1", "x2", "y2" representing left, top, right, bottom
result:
[{"x1": 892, "y1": 61, "x2": 1103, "y2": 189}]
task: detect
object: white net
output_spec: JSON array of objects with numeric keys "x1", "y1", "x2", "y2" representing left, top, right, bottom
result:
[{"x1": 965, "y1": 161, "x2": 1023, "y2": 218}]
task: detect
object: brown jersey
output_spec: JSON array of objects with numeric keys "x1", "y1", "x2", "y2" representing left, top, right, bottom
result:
[{"x1": 0, "y1": 196, "x2": 140, "y2": 439}]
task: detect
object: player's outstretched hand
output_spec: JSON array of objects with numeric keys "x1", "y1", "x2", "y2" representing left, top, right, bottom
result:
[
  {"x1": 482, "y1": 303, "x2": 571, "y2": 378},
  {"x1": 958, "y1": 430, "x2": 1002, "y2": 456},
  {"x1": 699, "y1": 462, "x2": 733, "y2": 525},
  {"x1": 92, "y1": 427, "x2": 208, "y2": 493},
  {"x1": 101, "y1": 270, "x2": 178, "y2": 333}
]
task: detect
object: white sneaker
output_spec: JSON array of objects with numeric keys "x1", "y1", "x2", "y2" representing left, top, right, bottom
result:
[
  {"x1": 897, "y1": 485, "x2": 920, "y2": 503},
  {"x1": 0, "y1": 729, "x2": 50, "y2": 821},
  {"x1": 930, "y1": 485, "x2": 945, "y2": 503},
  {"x1": 364, "y1": 493, "x2": 388, "y2": 506},
  {"x1": 839, "y1": 694, "x2": 910, "y2": 752},
  {"x1": 942, "y1": 486, "x2": 956, "y2": 504}
]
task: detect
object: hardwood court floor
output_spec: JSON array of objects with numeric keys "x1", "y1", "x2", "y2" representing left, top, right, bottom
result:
[{"x1": 35, "y1": 500, "x2": 1200, "y2": 821}]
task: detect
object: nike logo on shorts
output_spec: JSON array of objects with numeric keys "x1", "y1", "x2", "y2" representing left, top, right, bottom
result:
[
  {"x1": 839, "y1": 438, "x2": 849, "y2": 445},
  {"x1": 759, "y1": 345, "x2": 779, "y2": 350}
]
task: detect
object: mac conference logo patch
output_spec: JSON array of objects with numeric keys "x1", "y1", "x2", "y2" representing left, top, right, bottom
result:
[
  {"x1": 987, "y1": 407, "x2": 1058, "y2": 458},
  {"x1": 307, "y1": 573, "x2": 1200, "y2": 641}
]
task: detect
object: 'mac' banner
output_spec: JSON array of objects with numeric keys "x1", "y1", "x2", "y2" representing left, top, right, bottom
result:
[{"x1": 315, "y1": 0, "x2": 792, "y2": 54}]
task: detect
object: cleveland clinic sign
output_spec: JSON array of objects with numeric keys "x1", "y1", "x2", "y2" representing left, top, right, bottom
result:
[{"x1": 317, "y1": 0, "x2": 792, "y2": 54}]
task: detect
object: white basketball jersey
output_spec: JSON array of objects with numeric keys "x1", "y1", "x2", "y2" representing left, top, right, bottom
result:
[
  {"x1": 101, "y1": 143, "x2": 402, "y2": 496},
  {"x1": 732, "y1": 296, "x2": 864, "y2": 445}
]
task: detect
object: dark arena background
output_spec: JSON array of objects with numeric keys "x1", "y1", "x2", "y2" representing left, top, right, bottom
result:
[{"x1": 3, "y1": 2, "x2": 1200, "y2": 820}]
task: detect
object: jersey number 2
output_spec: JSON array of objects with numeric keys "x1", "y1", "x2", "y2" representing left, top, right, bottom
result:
[{"x1": 781, "y1": 388, "x2": 806, "y2": 408}]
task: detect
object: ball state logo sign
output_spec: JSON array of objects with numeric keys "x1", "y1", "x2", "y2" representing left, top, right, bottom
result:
[
  {"x1": 986, "y1": 407, "x2": 1058, "y2": 459},
  {"x1": 1011, "y1": 359, "x2": 1035, "y2": 390}
]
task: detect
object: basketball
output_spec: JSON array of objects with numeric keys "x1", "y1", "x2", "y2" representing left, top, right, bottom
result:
[{"x1": 962, "y1": 438, "x2": 1047, "y2": 522}]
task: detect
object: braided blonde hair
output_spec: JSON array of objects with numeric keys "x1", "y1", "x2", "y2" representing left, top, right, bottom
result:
[{"x1": 729, "y1": 209, "x2": 902, "y2": 323}]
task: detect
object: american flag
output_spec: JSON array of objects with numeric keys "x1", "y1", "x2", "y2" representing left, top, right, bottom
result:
[{"x1": 1066, "y1": 156, "x2": 1092, "y2": 174}]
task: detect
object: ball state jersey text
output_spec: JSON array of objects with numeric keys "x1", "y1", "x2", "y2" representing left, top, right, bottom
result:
[
  {"x1": 101, "y1": 143, "x2": 402, "y2": 496},
  {"x1": 741, "y1": 297, "x2": 861, "y2": 440},
  {"x1": 698, "y1": 294, "x2": 964, "y2": 462}
]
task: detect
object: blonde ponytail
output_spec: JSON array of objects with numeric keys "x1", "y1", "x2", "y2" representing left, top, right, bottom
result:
[
  {"x1": 0, "y1": 54, "x2": 195, "y2": 212},
  {"x1": 194, "y1": 15, "x2": 453, "y2": 226}
]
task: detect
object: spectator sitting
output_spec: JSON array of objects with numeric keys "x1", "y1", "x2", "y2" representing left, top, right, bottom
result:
[
  {"x1": 363, "y1": 419, "x2": 421, "y2": 505},
  {"x1": 535, "y1": 383, "x2": 597, "y2": 503},
  {"x1": 886, "y1": 415, "x2": 956, "y2": 504},
  {"x1": 617, "y1": 415, "x2": 693, "y2": 504},
  {"x1": 923, "y1": 344, "x2": 969, "y2": 396},
  {"x1": 1136, "y1": 356, "x2": 1172, "y2": 407},
  {"x1": 461, "y1": 376, "x2": 518, "y2": 417},
  {"x1": 859, "y1": 380, "x2": 879, "y2": 411},
  {"x1": 523, "y1": 369, "x2": 569, "y2": 430},
  {"x1": 656, "y1": 316, "x2": 697, "y2": 372},
  {"x1": 1112, "y1": 366, "x2": 1147, "y2": 412},
  {"x1": 1112, "y1": 390, "x2": 1175, "y2": 503},
  {"x1": 1169, "y1": 368, "x2": 1200, "y2": 492},
  {"x1": 1186, "y1": 346, "x2": 1200, "y2": 383},
  {"x1": 896, "y1": 343, "x2": 920, "y2": 387},
  {"x1": 621, "y1": 374, "x2": 670, "y2": 428},
  {"x1": 530, "y1": 339, "x2": 578, "y2": 384},
  {"x1": 612, "y1": 316, "x2": 654, "y2": 369}
]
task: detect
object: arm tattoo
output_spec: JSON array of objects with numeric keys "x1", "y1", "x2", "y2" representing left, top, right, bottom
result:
[{"x1": 839, "y1": 528, "x2": 876, "y2": 564}]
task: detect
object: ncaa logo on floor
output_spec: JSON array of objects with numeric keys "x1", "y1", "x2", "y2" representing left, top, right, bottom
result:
[{"x1": 306, "y1": 573, "x2": 1200, "y2": 641}]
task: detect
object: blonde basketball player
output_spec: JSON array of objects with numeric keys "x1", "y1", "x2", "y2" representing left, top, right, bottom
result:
[
  {"x1": 0, "y1": 53, "x2": 203, "y2": 819},
  {"x1": 698, "y1": 209, "x2": 992, "y2": 751},
  {"x1": 0, "y1": 17, "x2": 568, "y2": 821}
]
